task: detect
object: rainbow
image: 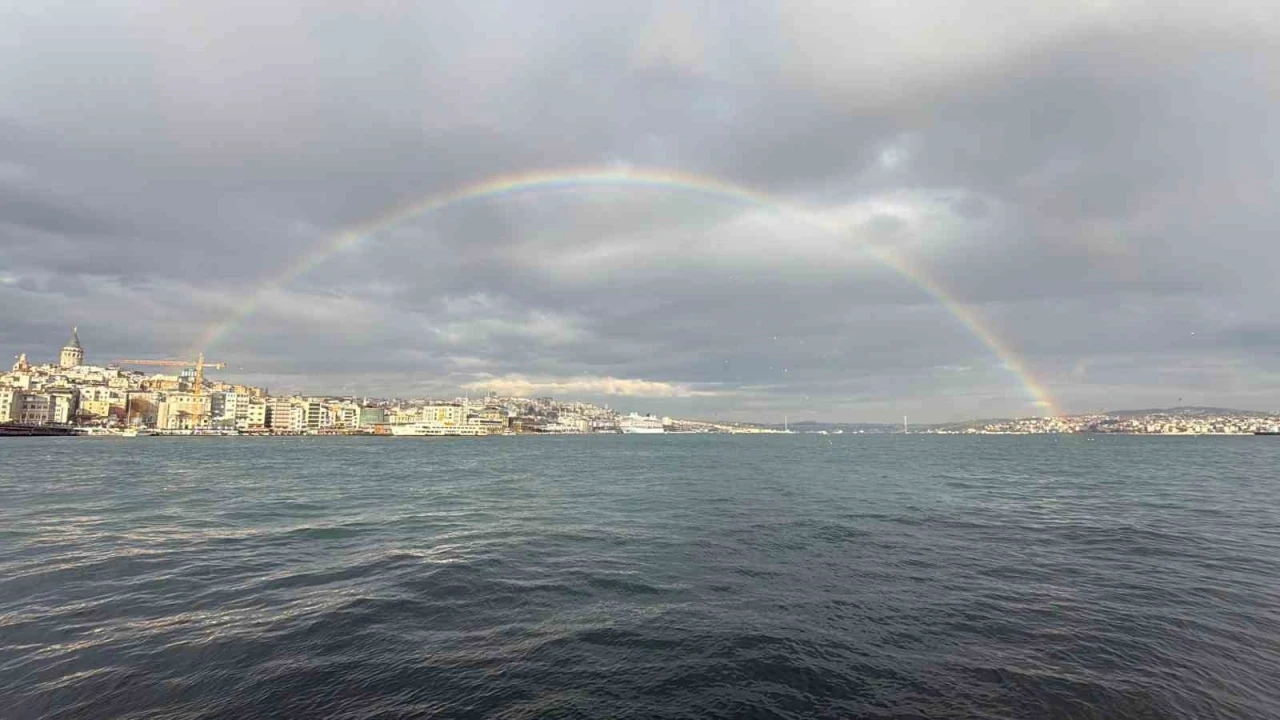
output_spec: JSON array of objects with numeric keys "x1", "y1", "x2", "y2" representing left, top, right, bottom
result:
[{"x1": 193, "y1": 166, "x2": 1059, "y2": 415}]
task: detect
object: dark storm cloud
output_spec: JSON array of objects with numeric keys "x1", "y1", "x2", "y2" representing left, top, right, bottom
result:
[
  {"x1": 2, "y1": 1, "x2": 1277, "y2": 421},
  {"x1": 0, "y1": 181, "x2": 125, "y2": 238}
]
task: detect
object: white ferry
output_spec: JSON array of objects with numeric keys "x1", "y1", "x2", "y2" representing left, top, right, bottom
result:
[{"x1": 389, "y1": 421, "x2": 487, "y2": 437}]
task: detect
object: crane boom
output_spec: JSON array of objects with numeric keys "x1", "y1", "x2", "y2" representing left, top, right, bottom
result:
[
  {"x1": 117, "y1": 359, "x2": 198, "y2": 367},
  {"x1": 115, "y1": 353, "x2": 226, "y2": 396}
]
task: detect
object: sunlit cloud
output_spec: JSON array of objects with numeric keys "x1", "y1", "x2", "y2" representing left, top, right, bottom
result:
[{"x1": 462, "y1": 375, "x2": 724, "y2": 398}]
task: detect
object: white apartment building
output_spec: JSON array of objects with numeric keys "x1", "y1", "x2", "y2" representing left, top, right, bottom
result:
[
  {"x1": 0, "y1": 390, "x2": 77, "y2": 425},
  {"x1": 267, "y1": 397, "x2": 304, "y2": 432},
  {"x1": 333, "y1": 402, "x2": 361, "y2": 429},
  {"x1": 419, "y1": 404, "x2": 466, "y2": 426},
  {"x1": 0, "y1": 388, "x2": 17, "y2": 422},
  {"x1": 50, "y1": 392, "x2": 76, "y2": 424},
  {"x1": 17, "y1": 393, "x2": 54, "y2": 424},
  {"x1": 3, "y1": 371, "x2": 33, "y2": 390},
  {"x1": 80, "y1": 399, "x2": 115, "y2": 421},
  {"x1": 242, "y1": 399, "x2": 268, "y2": 430},
  {"x1": 386, "y1": 406, "x2": 419, "y2": 425},
  {"x1": 301, "y1": 399, "x2": 329, "y2": 430}
]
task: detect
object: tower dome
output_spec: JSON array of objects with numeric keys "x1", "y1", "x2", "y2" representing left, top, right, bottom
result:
[{"x1": 59, "y1": 327, "x2": 84, "y2": 369}]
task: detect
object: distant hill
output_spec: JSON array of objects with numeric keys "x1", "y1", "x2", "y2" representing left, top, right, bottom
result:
[
  {"x1": 734, "y1": 406, "x2": 1277, "y2": 431},
  {"x1": 1102, "y1": 406, "x2": 1276, "y2": 418},
  {"x1": 926, "y1": 418, "x2": 1020, "y2": 430},
  {"x1": 763, "y1": 420, "x2": 899, "y2": 432}
]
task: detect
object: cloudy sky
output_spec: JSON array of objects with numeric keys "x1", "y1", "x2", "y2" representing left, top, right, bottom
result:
[{"x1": 2, "y1": 1, "x2": 1277, "y2": 422}]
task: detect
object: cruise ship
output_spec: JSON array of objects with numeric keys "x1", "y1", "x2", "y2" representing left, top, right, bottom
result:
[{"x1": 618, "y1": 413, "x2": 666, "y2": 434}]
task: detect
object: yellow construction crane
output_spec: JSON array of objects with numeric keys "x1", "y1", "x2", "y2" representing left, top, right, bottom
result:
[{"x1": 115, "y1": 353, "x2": 227, "y2": 396}]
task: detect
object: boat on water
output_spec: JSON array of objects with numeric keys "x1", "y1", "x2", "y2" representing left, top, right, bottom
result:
[
  {"x1": 389, "y1": 421, "x2": 487, "y2": 437},
  {"x1": 0, "y1": 423, "x2": 80, "y2": 437},
  {"x1": 618, "y1": 413, "x2": 665, "y2": 434},
  {"x1": 1255, "y1": 431, "x2": 1280, "y2": 436},
  {"x1": 121, "y1": 427, "x2": 162, "y2": 437}
]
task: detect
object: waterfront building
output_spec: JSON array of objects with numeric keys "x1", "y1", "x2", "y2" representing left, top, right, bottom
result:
[
  {"x1": 214, "y1": 391, "x2": 268, "y2": 429},
  {"x1": 266, "y1": 397, "x2": 304, "y2": 432},
  {"x1": 79, "y1": 399, "x2": 115, "y2": 422},
  {"x1": 0, "y1": 388, "x2": 17, "y2": 422},
  {"x1": 125, "y1": 392, "x2": 160, "y2": 427},
  {"x1": 421, "y1": 404, "x2": 466, "y2": 425},
  {"x1": 358, "y1": 406, "x2": 386, "y2": 427},
  {"x1": 77, "y1": 385, "x2": 121, "y2": 404},
  {"x1": 157, "y1": 393, "x2": 211, "y2": 430},
  {"x1": 590, "y1": 418, "x2": 611, "y2": 432},
  {"x1": 550, "y1": 414, "x2": 590, "y2": 433},
  {"x1": 279, "y1": 399, "x2": 300, "y2": 427},
  {"x1": 49, "y1": 390, "x2": 77, "y2": 424},
  {"x1": 0, "y1": 389, "x2": 77, "y2": 426},
  {"x1": 332, "y1": 402, "x2": 361, "y2": 429},
  {"x1": 302, "y1": 399, "x2": 326, "y2": 430},
  {"x1": 209, "y1": 392, "x2": 227, "y2": 418},
  {"x1": 509, "y1": 416, "x2": 539, "y2": 433},
  {"x1": 242, "y1": 399, "x2": 268, "y2": 430},
  {"x1": 16, "y1": 393, "x2": 54, "y2": 424},
  {"x1": 78, "y1": 394, "x2": 113, "y2": 422},
  {"x1": 468, "y1": 416, "x2": 507, "y2": 434},
  {"x1": 386, "y1": 406, "x2": 418, "y2": 425},
  {"x1": 209, "y1": 391, "x2": 254, "y2": 430}
]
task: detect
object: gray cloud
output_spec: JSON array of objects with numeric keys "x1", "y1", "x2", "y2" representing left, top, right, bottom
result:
[{"x1": 2, "y1": 1, "x2": 1278, "y2": 421}]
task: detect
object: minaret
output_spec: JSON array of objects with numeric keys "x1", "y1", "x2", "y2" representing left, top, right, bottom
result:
[{"x1": 59, "y1": 327, "x2": 84, "y2": 369}]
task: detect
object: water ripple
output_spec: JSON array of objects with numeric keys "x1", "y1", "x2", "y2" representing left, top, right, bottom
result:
[{"x1": 2, "y1": 435, "x2": 1279, "y2": 718}]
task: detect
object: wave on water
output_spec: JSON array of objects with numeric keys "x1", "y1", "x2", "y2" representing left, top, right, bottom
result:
[{"x1": 2, "y1": 435, "x2": 1279, "y2": 718}]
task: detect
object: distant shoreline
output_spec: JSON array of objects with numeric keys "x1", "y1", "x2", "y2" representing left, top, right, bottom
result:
[{"x1": 8, "y1": 430, "x2": 1277, "y2": 439}]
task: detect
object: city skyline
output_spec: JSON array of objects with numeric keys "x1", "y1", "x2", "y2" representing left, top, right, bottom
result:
[
  {"x1": 4, "y1": 326, "x2": 1278, "y2": 435},
  {"x1": 3, "y1": 2, "x2": 1278, "y2": 423}
]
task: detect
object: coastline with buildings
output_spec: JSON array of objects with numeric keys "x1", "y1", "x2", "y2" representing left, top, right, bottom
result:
[
  {"x1": 1, "y1": 329, "x2": 760, "y2": 437},
  {"x1": 3, "y1": 328, "x2": 1279, "y2": 438}
]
